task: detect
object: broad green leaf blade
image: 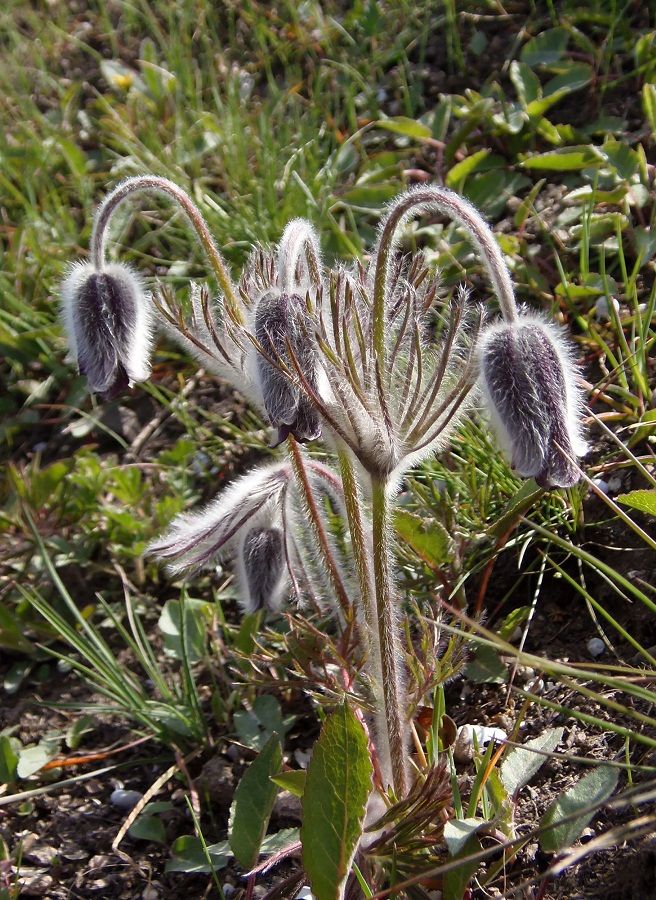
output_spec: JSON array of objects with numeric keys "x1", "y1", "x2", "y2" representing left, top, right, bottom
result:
[
  {"x1": 166, "y1": 835, "x2": 231, "y2": 874},
  {"x1": 229, "y1": 733, "x2": 282, "y2": 869},
  {"x1": 616, "y1": 490, "x2": 656, "y2": 517},
  {"x1": 0, "y1": 736, "x2": 19, "y2": 784},
  {"x1": 444, "y1": 817, "x2": 486, "y2": 855},
  {"x1": 520, "y1": 27, "x2": 569, "y2": 66},
  {"x1": 271, "y1": 770, "x2": 307, "y2": 797},
  {"x1": 500, "y1": 727, "x2": 564, "y2": 796},
  {"x1": 301, "y1": 704, "x2": 373, "y2": 900},
  {"x1": 445, "y1": 149, "x2": 491, "y2": 188},
  {"x1": 395, "y1": 509, "x2": 453, "y2": 568},
  {"x1": 376, "y1": 116, "x2": 432, "y2": 140},
  {"x1": 520, "y1": 146, "x2": 602, "y2": 171},
  {"x1": 540, "y1": 766, "x2": 619, "y2": 853}
]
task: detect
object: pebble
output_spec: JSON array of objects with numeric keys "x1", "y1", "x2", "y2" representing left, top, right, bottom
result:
[
  {"x1": 454, "y1": 724, "x2": 507, "y2": 762},
  {"x1": 587, "y1": 637, "x2": 605, "y2": 658},
  {"x1": 607, "y1": 474, "x2": 623, "y2": 494},
  {"x1": 110, "y1": 788, "x2": 143, "y2": 810},
  {"x1": 594, "y1": 297, "x2": 620, "y2": 321},
  {"x1": 591, "y1": 478, "x2": 610, "y2": 495},
  {"x1": 295, "y1": 888, "x2": 314, "y2": 899}
]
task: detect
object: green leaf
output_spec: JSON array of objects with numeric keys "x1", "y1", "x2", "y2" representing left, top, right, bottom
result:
[
  {"x1": 540, "y1": 766, "x2": 619, "y2": 852},
  {"x1": 65, "y1": 715, "x2": 97, "y2": 751},
  {"x1": 444, "y1": 817, "x2": 486, "y2": 855},
  {"x1": 521, "y1": 146, "x2": 602, "y2": 171},
  {"x1": 17, "y1": 743, "x2": 57, "y2": 779},
  {"x1": 158, "y1": 597, "x2": 211, "y2": 662},
  {"x1": 0, "y1": 736, "x2": 19, "y2": 784},
  {"x1": 616, "y1": 490, "x2": 656, "y2": 517},
  {"x1": 500, "y1": 727, "x2": 564, "y2": 797},
  {"x1": 229, "y1": 733, "x2": 282, "y2": 869},
  {"x1": 166, "y1": 835, "x2": 231, "y2": 874},
  {"x1": 497, "y1": 606, "x2": 531, "y2": 641},
  {"x1": 129, "y1": 815, "x2": 167, "y2": 843},
  {"x1": 521, "y1": 28, "x2": 569, "y2": 66},
  {"x1": 376, "y1": 116, "x2": 432, "y2": 140},
  {"x1": 488, "y1": 480, "x2": 544, "y2": 538},
  {"x1": 543, "y1": 63, "x2": 592, "y2": 98},
  {"x1": 271, "y1": 770, "x2": 307, "y2": 797},
  {"x1": 442, "y1": 835, "x2": 482, "y2": 900},
  {"x1": 464, "y1": 644, "x2": 507, "y2": 684},
  {"x1": 395, "y1": 509, "x2": 453, "y2": 568},
  {"x1": 445, "y1": 150, "x2": 491, "y2": 188},
  {"x1": 509, "y1": 60, "x2": 540, "y2": 107},
  {"x1": 234, "y1": 694, "x2": 292, "y2": 751},
  {"x1": 642, "y1": 84, "x2": 656, "y2": 138},
  {"x1": 301, "y1": 704, "x2": 373, "y2": 900},
  {"x1": 464, "y1": 170, "x2": 531, "y2": 218},
  {"x1": 600, "y1": 140, "x2": 639, "y2": 181}
]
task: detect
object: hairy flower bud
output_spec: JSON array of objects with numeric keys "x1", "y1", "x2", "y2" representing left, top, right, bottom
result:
[
  {"x1": 254, "y1": 291, "x2": 321, "y2": 445},
  {"x1": 60, "y1": 262, "x2": 152, "y2": 399},
  {"x1": 238, "y1": 526, "x2": 287, "y2": 613},
  {"x1": 479, "y1": 314, "x2": 586, "y2": 488}
]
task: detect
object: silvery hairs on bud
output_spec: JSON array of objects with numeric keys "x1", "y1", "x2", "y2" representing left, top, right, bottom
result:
[
  {"x1": 147, "y1": 462, "x2": 292, "y2": 575},
  {"x1": 478, "y1": 311, "x2": 587, "y2": 488},
  {"x1": 60, "y1": 262, "x2": 153, "y2": 399},
  {"x1": 253, "y1": 291, "x2": 321, "y2": 445},
  {"x1": 237, "y1": 527, "x2": 287, "y2": 614}
]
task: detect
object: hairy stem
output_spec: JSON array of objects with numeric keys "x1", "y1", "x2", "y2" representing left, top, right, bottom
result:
[
  {"x1": 90, "y1": 176, "x2": 244, "y2": 323},
  {"x1": 287, "y1": 436, "x2": 352, "y2": 619},
  {"x1": 372, "y1": 186, "x2": 518, "y2": 366},
  {"x1": 370, "y1": 477, "x2": 408, "y2": 797},
  {"x1": 277, "y1": 218, "x2": 323, "y2": 294}
]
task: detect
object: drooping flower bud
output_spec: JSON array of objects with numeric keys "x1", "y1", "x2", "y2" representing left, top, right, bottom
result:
[
  {"x1": 238, "y1": 526, "x2": 287, "y2": 613},
  {"x1": 478, "y1": 314, "x2": 586, "y2": 488},
  {"x1": 60, "y1": 262, "x2": 152, "y2": 399},
  {"x1": 254, "y1": 291, "x2": 321, "y2": 445}
]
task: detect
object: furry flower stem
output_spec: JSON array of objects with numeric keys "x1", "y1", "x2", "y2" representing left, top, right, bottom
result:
[
  {"x1": 90, "y1": 176, "x2": 244, "y2": 324},
  {"x1": 287, "y1": 436, "x2": 352, "y2": 619},
  {"x1": 371, "y1": 477, "x2": 409, "y2": 797},
  {"x1": 372, "y1": 186, "x2": 518, "y2": 366}
]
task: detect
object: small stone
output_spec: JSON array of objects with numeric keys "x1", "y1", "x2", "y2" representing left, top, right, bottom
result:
[
  {"x1": 19, "y1": 870, "x2": 54, "y2": 896},
  {"x1": 607, "y1": 474, "x2": 623, "y2": 494},
  {"x1": 454, "y1": 724, "x2": 507, "y2": 763},
  {"x1": 110, "y1": 788, "x2": 143, "y2": 810},
  {"x1": 594, "y1": 297, "x2": 620, "y2": 321},
  {"x1": 587, "y1": 637, "x2": 605, "y2": 658},
  {"x1": 142, "y1": 887, "x2": 159, "y2": 900},
  {"x1": 592, "y1": 478, "x2": 609, "y2": 495},
  {"x1": 23, "y1": 843, "x2": 59, "y2": 866},
  {"x1": 295, "y1": 888, "x2": 314, "y2": 899}
]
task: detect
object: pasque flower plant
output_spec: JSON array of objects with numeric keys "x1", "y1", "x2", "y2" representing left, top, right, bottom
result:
[{"x1": 61, "y1": 176, "x2": 586, "y2": 800}]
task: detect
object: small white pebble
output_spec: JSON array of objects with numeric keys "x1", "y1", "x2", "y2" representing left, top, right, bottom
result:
[
  {"x1": 110, "y1": 789, "x2": 143, "y2": 810},
  {"x1": 594, "y1": 296, "x2": 620, "y2": 321},
  {"x1": 295, "y1": 888, "x2": 314, "y2": 900},
  {"x1": 592, "y1": 478, "x2": 610, "y2": 495},
  {"x1": 587, "y1": 637, "x2": 605, "y2": 658},
  {"x1": 458, "y1": 724, "x2": 507, "y2": 746}
]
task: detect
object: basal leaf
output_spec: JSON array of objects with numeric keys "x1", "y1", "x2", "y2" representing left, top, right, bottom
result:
[
  {"x1": 521, "y1": 28, "x2": 569, "y2": 66},
  {"x1": 540, "y1": 766, "x2": 619, "y2": 853},
  {"x1": 229, "y1": 733, "x2": 282, "y2": 869},
  {"x1": 376, "y1": 116, "x2": 432, "y2": 140},
  {"x1": 301, "y1": 704, "x2": 372, "y2": 900},
  {"x1": 500, "y1": 727, "x2": 564, "y2": 797},
  {"x1": 521, "y1": 146, "x2": 602, "y2": 171},
  {"x1": 271, "y1": 769, "x2": 307, "y2": 797},
  {"x1": 616, "y1": 489, "x2": 656, "y2": 517},
  {"x1": 395, "y1": 509, "x2": 453, "y2": 568}
]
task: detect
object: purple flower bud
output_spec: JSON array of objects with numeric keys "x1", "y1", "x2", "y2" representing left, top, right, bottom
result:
[
  {"x1": 479, "y1": 315, "x2": 586, "y2": 488},
  {"x1": 254, "y1": 291, "x2": 321, "y2": 445},
  {"x1": 238, "y1": 526, "x2": 287, "y2": 613},
  {"x1": 60, "y1": 262, "x2": 152, "y2": 399}
]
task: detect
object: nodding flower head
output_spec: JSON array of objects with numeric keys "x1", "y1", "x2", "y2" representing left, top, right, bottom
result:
[
  {"x1": 237, "y1": 526, "x2": 287, "y2": 613},
  {"x1": 478, "y1": 312, "x2": 587, "y2": 488},
  {"x1": 60, "y1": 262, "x2": 153, "y2": 399},
  {"x1": 253, "y1": 290, "x2": 322, "y2": 446}
]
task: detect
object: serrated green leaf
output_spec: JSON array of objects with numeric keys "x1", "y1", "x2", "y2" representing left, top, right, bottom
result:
[
  {"x1": 521, "y1": 146, "x2": 602, "y2": 171},
  {"x1": 521, "y1": 28, "x2": 569, "y2": 66},
  {"x1": 500, "y1": 727, "x2": 564, "y2": 797},
  {"x1": 616, "y1": 490, "x2": 656, "y2": 517},
  {"x1": 465, "y1": 643, "x2": 507, "y2": 684},
  {"x1": 395, "y1": 509, "x2": 453, "y2": 568},
  {"x1": 376, "y1": 116, "x2": 432, "y2": 140},
  {"x1": 301, "y1": 704, "x2": 372, "y2": 900},
  {"x1": 271, "y1": 770, "x2": 307, "y2": 797},
  {"x1": 540, "y1": 766, "x2": 619, "y2": 852},
  {"x1": 445, "y1": 149, "x2": 491, "y2": 188},
  {"x1": 229, "y1": 733, "x2": 282, "y2": 869}
]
